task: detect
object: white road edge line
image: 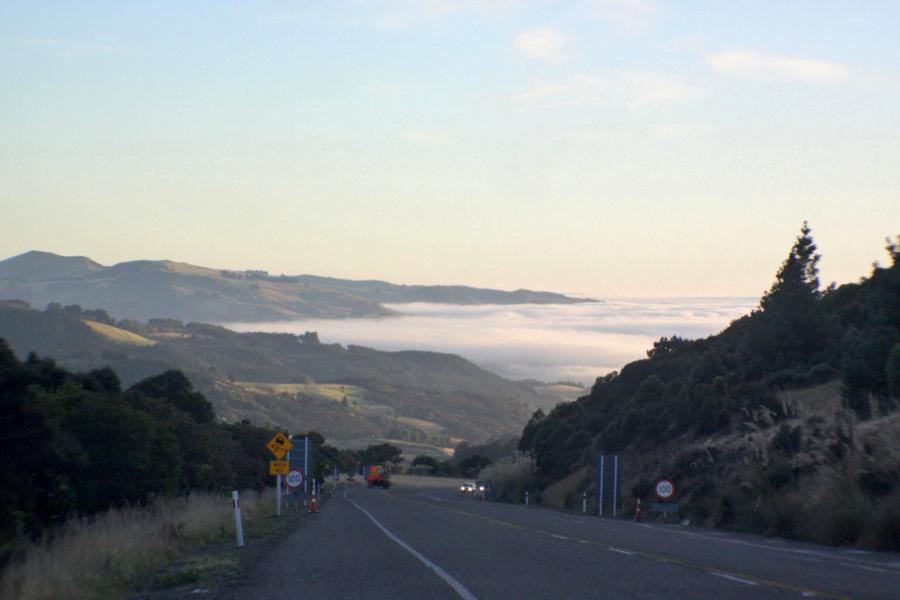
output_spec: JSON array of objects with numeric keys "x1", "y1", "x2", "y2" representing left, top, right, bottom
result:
[
  {"x1": 709, "y1": 571, "x2": 759, "y2": 586},
  {"x1": 551, "y1": 534, "x2": 570, "y2": 540},
  {"x1": 608, "y1": 548, "x2": 636, "y2": 556},
  {"x1": 344, "y1": 490, "x2": 478, "y2": 600}
]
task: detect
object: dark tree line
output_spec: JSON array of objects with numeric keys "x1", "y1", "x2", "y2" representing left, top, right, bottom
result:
[
  {"x1": 519, "y1": 226, "x2": 900, "y2": 482},
  {"x1": 0, "y1": 343, "x2": 279, "y2": 555}
]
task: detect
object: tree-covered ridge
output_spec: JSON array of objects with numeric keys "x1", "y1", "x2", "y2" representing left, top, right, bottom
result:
[
  {"x1": 0, "y1": 305, "x2": 538, "y2": 443},
  {"x1": 520, "y1": 227, "x2": 900, "y2": 484},
  {"x1": 0, "y1": 342, "x2": 279, "y2": 554}
]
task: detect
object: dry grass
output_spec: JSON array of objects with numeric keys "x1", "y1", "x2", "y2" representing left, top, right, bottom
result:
[
  {"x1": 541, "y1": 466, "x2": 588, "y2": 509},
  {"x1": 234, "y1": 382, "x2": 366, "y2": 402},
  {"x1": 0, "y1": 490, "x2": 275, "y2": 600},
  {"x1": 479, "y1": 454, "x2": 536, "y2": 503},
  {"x1": 82, "y1": 320, "x2": 156, "y2": 346}
]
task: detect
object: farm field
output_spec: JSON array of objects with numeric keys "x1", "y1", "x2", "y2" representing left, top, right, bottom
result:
[{"x1": 82, "y1": 320, "x2": 155, "y2": 346}]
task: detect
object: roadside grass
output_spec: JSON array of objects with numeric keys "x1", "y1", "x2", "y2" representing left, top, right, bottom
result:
[{"x1": 0, "y1": 489, "x2": 278, "y2": 600}]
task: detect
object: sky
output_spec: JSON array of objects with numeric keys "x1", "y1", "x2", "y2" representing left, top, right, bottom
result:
[
  {"x1": 2, "y1": 1, "x2": 899, "y2": 297},
  {"x1": 226, "y1": 299, "x2": 758, "y2": 384}
]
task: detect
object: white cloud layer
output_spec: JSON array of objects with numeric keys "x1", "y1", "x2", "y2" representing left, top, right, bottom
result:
[
  {"x1": 707, "y1": 49, "x2": 852, "y2": 84},
  {"x1": 513, "y1": 27, "x2": 572, "y2": 63},
  {"x1": 224, "y1": 298, "x2": 756, "y2": 384}
]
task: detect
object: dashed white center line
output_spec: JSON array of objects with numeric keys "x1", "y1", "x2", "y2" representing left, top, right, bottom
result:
[
  {"x1": 419, "y1": 493, "x2": 450, "y2": 503},
  {"x1": 551, "y1": 534, "x2": 570, "y2": 540},
  {"x1": 608, "y1": 548, "x2": 636, "y2": 556},
  {"x1": 709, "y1": 572, "x2": 759, "y2": 586}
]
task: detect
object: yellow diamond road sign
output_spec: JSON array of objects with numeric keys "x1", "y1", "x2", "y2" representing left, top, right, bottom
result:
[
  {"x1": 266, "y1": 432, "x2": 293, "y2": 459},
  {"x1": 269, "y1": 460, "x2": 290, "y2": 476}
]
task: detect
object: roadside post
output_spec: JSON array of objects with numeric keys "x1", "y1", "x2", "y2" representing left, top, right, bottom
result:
[
  {"x1": 582, "y1": 491, "x2": 587, "y2": 514},
  {"x1": 232, "y1": 490, "x2": 244, "y2": 547},
  {"x1": 525, "y1": 490, "x2": 529, "y2": 506},
  {"x1": 266, "y1": 432, "x2": 293, "y2": 517}
]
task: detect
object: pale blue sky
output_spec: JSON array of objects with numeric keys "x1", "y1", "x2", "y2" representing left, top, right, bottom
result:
[{"x1": 2, "y1": 1, "x2": 898, "y2": 297}]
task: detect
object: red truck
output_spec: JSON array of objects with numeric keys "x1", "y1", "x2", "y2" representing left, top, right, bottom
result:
[{"x1": 365, "y1": 465, "x2": 391, "y2": 489}]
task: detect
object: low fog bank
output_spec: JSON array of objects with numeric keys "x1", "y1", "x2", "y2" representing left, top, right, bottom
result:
[{"x1": 224, "y1": 299, "x2": 756, "y2": 385}]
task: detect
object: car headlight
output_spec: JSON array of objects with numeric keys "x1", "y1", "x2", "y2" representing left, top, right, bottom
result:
[{"x1": 479, "y1": 486, "x2": 485, "y2": 491}]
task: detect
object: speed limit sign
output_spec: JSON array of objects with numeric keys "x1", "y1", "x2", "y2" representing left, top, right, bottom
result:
[
  {"x1": 654, "y1": 478, "x2": 676, "y2": 501},
  {"x1": 286, "y1": 470, "x2": 304, "y2": 490}
]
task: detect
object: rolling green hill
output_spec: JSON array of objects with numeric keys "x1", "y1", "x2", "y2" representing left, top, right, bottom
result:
[{"x1": 0, "y1": 301, "x2": 540, "y2": 444}]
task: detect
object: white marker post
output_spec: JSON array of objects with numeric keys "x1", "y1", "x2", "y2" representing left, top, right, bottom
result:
[
  {"x1": 232, "y1": 490, "x2": 245, "y2": 547},
  {"x1": 525, "y1": 490, "x2": 529, "y2": 506},
  {"x1": 582, "y1": 491, "x2": 587, "y2": 515}
]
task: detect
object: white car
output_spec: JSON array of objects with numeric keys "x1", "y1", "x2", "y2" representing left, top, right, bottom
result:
[{"x1": 459, "y1": 481, "x2": 476, "y2": 495}]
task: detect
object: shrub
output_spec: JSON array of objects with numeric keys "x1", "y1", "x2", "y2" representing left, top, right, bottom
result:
[
  {"x1": 478, "y1": 455, "x2": 536, "y2": 504},
  {"x1": 864, "y1": 491, "x2": 900, "y2": 550}
]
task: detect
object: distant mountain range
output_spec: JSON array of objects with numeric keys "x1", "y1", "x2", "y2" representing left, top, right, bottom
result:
[{"x1": 0, "y1": 251, "x2": 593, "y2": 322}]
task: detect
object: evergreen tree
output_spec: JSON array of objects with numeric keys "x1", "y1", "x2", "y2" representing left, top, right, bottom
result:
[
  {"x1": 753, "y1": 222, "x2": 825, "y2": 368},
  {"x1": 761, "y1": 221, "x2": 821, "y2": 314}
]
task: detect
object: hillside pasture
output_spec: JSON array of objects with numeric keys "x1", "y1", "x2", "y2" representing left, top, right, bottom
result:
[
  {"x1": 395, "y1": 416, "x2": 448, "y2": 437},
  {"x1": 82, "y1": 320, "x2": 155, "y2": 346},
  {"x1": 234, "y1": 382, "x2": 366, "y2": 402}
]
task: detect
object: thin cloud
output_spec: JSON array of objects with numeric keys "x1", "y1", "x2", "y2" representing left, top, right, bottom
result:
[
  {"x1": 512, "y1": 27, "x2": 572, "y2": 63},
  {"x1": 655, "y1": 123, "x2": 719, "y2": 138},
  {"x1": 622, "y1": 71, "x2": 702, "y2": 108},
  {"x1": 588, "y1": 0, "x2": 658, "y2": 30},
  {"x1": 707, "y1": 49, "x2": 852, "y2": 84},
  {"x1": 11, "y1": 37, "x2": 146, "y2": 58},
  {"x1": 509, "y1": 70, "x2": 702, "y2": 111}
]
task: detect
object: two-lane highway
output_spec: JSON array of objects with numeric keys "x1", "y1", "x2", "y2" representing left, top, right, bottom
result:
[{"x1": 216, "y1": 485, "x2": 900, "y2": 599}]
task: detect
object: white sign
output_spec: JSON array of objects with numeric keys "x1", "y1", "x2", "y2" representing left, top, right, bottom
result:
[
  {"x1": 654, "y1": 478, "x2": 676, "y2": 501},
  {"x1": 286, "y1": 470, "x2": 304, "y2": 489}
]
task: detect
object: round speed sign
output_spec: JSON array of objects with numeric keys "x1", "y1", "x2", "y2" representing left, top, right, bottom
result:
[
  {"x1": 286, "y1": 470, "x2": 304, "y2": 489},
  {"x1": 654, "y1": 478, "x2": 676, "y2": 501}
]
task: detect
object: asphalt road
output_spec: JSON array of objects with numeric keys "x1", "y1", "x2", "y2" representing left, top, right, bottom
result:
[{"x1": 216, "y1": 485, "x2": 900, "y2": 599}]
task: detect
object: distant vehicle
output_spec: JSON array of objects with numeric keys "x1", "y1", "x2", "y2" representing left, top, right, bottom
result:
[
  {"x1": 474, "y1": 480, "x2": 493, "y2": 500},
  {"x1": 366, "y1": 465, "x2": 391, "y2": 489},
  {"x1": 459, "y1": 481, "x2": 476, "y2": 495}
]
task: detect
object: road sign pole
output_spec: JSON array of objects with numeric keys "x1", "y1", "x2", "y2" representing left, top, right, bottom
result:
[
  {"x1": 612, "y1": 456, "x2": 619, "y2": 518},
  {"x1": 232, "y1": 490, "x2": 245, "y2": 547},
  {"x1": 304, "y1": 436, "x2": 310, "y2": 497},
  {"x1": 276, "y1": 474, "x2": 282, "y2": 516},
  {"x1": 599, "y1": 458, "x2": 604, "y2": 517}
]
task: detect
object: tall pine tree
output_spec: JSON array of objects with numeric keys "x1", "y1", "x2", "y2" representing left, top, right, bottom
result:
[{"x1": 751, "y1": 222, "x2": 825, "y2": 370}]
